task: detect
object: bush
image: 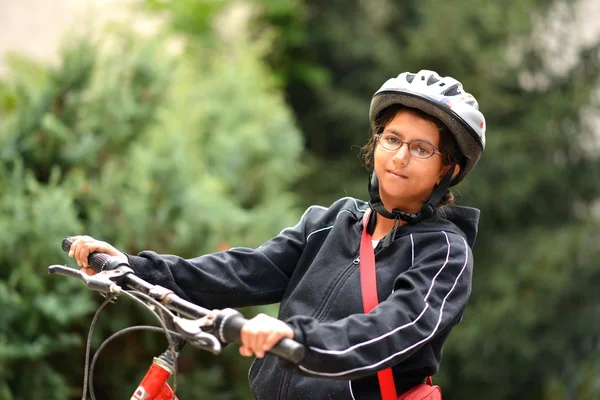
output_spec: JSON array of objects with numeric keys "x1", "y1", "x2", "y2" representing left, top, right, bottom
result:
[{"x1": 0, "y1": 21, "x2": 304, "y2": 399}]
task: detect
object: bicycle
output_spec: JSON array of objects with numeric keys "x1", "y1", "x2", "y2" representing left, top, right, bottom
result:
[{"x1": 49, "y1": 237, "x2": 305, "y2": 400}]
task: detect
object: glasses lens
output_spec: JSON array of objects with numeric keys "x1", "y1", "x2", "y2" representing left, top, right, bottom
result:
[
  {"x1": 408, "y1": 141, "x2": 435, "y2": 158},
  {"x1": 379, "y1": 133, "x2": 401, "y2": 151}
]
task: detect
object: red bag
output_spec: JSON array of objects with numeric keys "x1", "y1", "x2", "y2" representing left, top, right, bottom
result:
[
  {"x1": 397, "y1": 377, "x2": 441, "y2": 400},
  {"x1": 360, "y1": 209, "x2": 442, "y2": 400}
]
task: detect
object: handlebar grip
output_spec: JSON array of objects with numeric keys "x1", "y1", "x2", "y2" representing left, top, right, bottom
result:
[
  {"x1": 215, "y1": 309, "x2": 306, "y2": 364},
  {"x1": 62, "y1": 237, "x2": 124, "y2": 273}
]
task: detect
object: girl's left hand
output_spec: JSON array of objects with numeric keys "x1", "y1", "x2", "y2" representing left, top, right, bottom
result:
[{"x1": 239, "y1": 313, "x2": 294, "y2": 358}]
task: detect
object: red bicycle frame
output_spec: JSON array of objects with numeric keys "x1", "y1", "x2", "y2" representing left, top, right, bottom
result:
[
  {"x1": 129, "y1": 339, "x2": 184, "y2": 400},
  {"x1": 130, "y1": 354, "x2": 178, "y2": 400}
]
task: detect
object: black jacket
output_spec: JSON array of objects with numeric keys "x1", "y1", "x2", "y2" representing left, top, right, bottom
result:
[{"x1": 127, "y1": 197, "x2": 480, "y2": 399}]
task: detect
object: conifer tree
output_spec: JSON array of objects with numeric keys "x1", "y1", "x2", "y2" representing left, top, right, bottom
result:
[{"x1": 0, "y1": 20, "x2": 304, "y2": 399}]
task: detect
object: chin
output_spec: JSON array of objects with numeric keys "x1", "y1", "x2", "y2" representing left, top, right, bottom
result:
[
  {"x1": 380, "y1": 192, "x2": 425, "y2": 213},
  {"x1": 380, "y1": 196, "x2": 410, "y2": 212}
]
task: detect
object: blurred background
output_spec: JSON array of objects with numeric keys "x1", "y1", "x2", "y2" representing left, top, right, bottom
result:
[{"x1": 1, "y1": 0, "x2": 600, "y2": 399}]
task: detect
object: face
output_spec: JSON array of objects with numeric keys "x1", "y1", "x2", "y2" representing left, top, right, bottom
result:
[{"x1": 374, "y1": 109, "x2": 448, "y2": 214}]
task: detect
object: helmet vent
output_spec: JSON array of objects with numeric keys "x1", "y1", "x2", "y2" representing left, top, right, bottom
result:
[
  {"x1": 406, "y1": 74, "x2": 415, "y2": 83},
  {"x1": 426, "y1": 75, "x2": 440, "y2": 85},
  {"x1": 442, "y1": 84, "x2": 461, "y2": 96}
]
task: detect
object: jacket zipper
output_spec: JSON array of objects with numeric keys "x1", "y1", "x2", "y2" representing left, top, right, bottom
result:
[
  {"x1": 277, "y1": 370, "x2": 292, "y2": 400},
  {"x1": 313, "y1": 237, "x2": 387, "y2": 322},
  {"x1": 277, "y1": 257, "x2": 360, "y2": 399},
  {"x1": 311, "y1": 257, "x2": 360, "y2": 322}
]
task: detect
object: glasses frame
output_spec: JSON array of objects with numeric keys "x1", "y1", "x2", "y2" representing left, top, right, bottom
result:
[{"x1": 376, "y1": 132, "x2": 442, "y2": 159}]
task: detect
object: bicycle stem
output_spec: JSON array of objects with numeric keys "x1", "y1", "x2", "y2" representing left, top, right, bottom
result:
[{"x1": 130, "y1": 345, "x2": 181, "y2": 400}]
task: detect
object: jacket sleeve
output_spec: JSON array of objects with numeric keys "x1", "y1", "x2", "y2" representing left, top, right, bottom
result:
[
  {"x1": 126, "y1": 206, "x2": 322, "y2": 309},
  {"x1": 284, "y1": 231, "x2": 473, "y2": 380}
]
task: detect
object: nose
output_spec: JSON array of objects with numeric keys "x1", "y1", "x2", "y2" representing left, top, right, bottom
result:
[{"x1": 392, "y1": 143, "x2": 410, "y2": 165}]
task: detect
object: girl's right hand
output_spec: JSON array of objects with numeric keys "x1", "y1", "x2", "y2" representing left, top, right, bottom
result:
[{"x1": 67, "y1": 235, "x2": 128, "y2": 276}]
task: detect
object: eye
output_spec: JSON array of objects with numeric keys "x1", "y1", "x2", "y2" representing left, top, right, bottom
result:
[
  {"x1": 411, "y1": 142, "x2": 434, "y2": 157},
  {"x1": 383, "y1": 134, "x2": 399, "y2": 144}
]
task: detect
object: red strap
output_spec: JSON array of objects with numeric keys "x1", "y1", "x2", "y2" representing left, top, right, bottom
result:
[
  {"x1": 359, "y1": 209, "x2": 380, "y2": 312},
  {"x1": 360, "y1": 209, "x2": 397, "y2": 400}
]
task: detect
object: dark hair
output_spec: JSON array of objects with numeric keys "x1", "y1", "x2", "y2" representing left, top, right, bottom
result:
[{"x1": 360, "y1": 105, "x2": 464, "y2": 207}]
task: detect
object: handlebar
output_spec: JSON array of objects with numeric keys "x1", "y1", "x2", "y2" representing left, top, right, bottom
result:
[
  {"x1": 53, "y1": 237, "x2": 306, "y2": 364},
  {"x1": 61, "y1": 237, "x2": 121, "y2": 274}
]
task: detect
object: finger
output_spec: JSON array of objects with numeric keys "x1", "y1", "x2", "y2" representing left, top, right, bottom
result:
[
  {"x1": 262, "y1": 331, "x2": 285, "y2": 354},
  {"x1": 76, "y1": 237, "x2": 105, "y2": 269},
  {"x1": 80, "y1": 267, "x2": 96, "y2": 276},
  {"x1": 245, "y1": 322, "x2": 266, "y2": 358},
  {"x1": 239, "y1": 345, "x2": 253, "y2": 357},
  {"x1": 245, "y1": 323, "x2": 258, "y2": 355},
  {"x1": 81, "y1": 240, "x2": 106, "y2": 269},
  {"x1": 78, "y1": 241, "x2": 92, "y2": 269},
  {"x1": 253, "y1": 332, "x2": 267, "y2": 358},
  {"x1": 240, "y1": 323, "x2": 252, "y2": 353},
  {"x1": 71, "y1": 236, "x2": 87, "y2": 265},
  {"x1": 254, "y1": 314, "x2": 273, "y2": 358},
  {"x1": 75, "y1": 239, "x2": 95, "y2": 269},
  {"x1": 67, "y1": 235, "x2": 83, "y2": 257},
  {"x1": 247, "y1": 322, "x2": 265, "y2": 358},
  {"x1": 257, "y1": 325, "x2": 274, "y2": 358},
  {"x1": 71, "y1": 238, "x2": 84, "y2": 267}
]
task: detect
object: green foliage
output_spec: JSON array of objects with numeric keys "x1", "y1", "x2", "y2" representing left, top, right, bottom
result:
[
  {"x1": 0, "y1": 48, "x2": 94, "y2": 396},
  {"x1": 141, "y1": 0, "x2": 230, "y2": 37},
  {"x1": 0, "y1": 18, "x2": 303, "y2": 400},
  {"x1": 443, "y1": 223, "x2": 600, "y2": 398}
]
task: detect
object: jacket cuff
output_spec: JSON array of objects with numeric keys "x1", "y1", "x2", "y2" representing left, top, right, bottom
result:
[
  {"x1": 285, "y1": 316, "x2": 309, "y2": 347},
  {"x1": 125, "y1": 253, "x2": 152, "y2": 276},
  {"x1": 278, "y1": 323, "x2": 307, "y2": 371},
  {"x1": 291, "y1": 325, "x2": 305, "y2": 346}
]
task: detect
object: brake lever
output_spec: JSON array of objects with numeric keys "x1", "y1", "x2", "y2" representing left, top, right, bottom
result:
[
  {"x1": 48, "y1": 265, "x2": 134, "y2": 297},
  {"x1": 171, "y1": 316, "x2": 222, "y2": 355}
]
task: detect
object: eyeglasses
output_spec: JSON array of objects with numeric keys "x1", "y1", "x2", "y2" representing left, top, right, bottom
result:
[{"x1": 376, "y1": 132, "x2": 442, "y2": 159}]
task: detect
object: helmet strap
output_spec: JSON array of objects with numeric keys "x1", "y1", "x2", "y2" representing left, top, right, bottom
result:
[
  {"x1": 367, "y1": 164, "x2": 455, "y2": 226},
  {"x1": 419, "y1": 165, "x2": 455, "y2": 220}
]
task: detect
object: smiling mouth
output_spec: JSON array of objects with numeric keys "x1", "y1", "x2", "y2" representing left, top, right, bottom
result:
[{"x1": 388, "y1": 170, "x2": 408, "y2": 179}]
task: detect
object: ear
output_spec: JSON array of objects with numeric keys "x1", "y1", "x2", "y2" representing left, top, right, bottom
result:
[
  {"x1": 451, "y1": 164, "x2": 461, "y2": 179},
  {"x1": 437, "y1": 164, "x2": 461, "y2": 185}
]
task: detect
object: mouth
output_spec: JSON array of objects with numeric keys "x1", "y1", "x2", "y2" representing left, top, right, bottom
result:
[{"x1": 388, "y1": 170, "x2": 408, "y2": 179}]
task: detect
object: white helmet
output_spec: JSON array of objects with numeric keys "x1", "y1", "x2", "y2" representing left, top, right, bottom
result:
[{"x1": 369, "y1": 70, "x2": 486, "y2": 185}]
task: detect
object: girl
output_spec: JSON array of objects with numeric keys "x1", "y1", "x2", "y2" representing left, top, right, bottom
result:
[{"x1": 69, "y1": 70, "x2": 486, "y2": 400}]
